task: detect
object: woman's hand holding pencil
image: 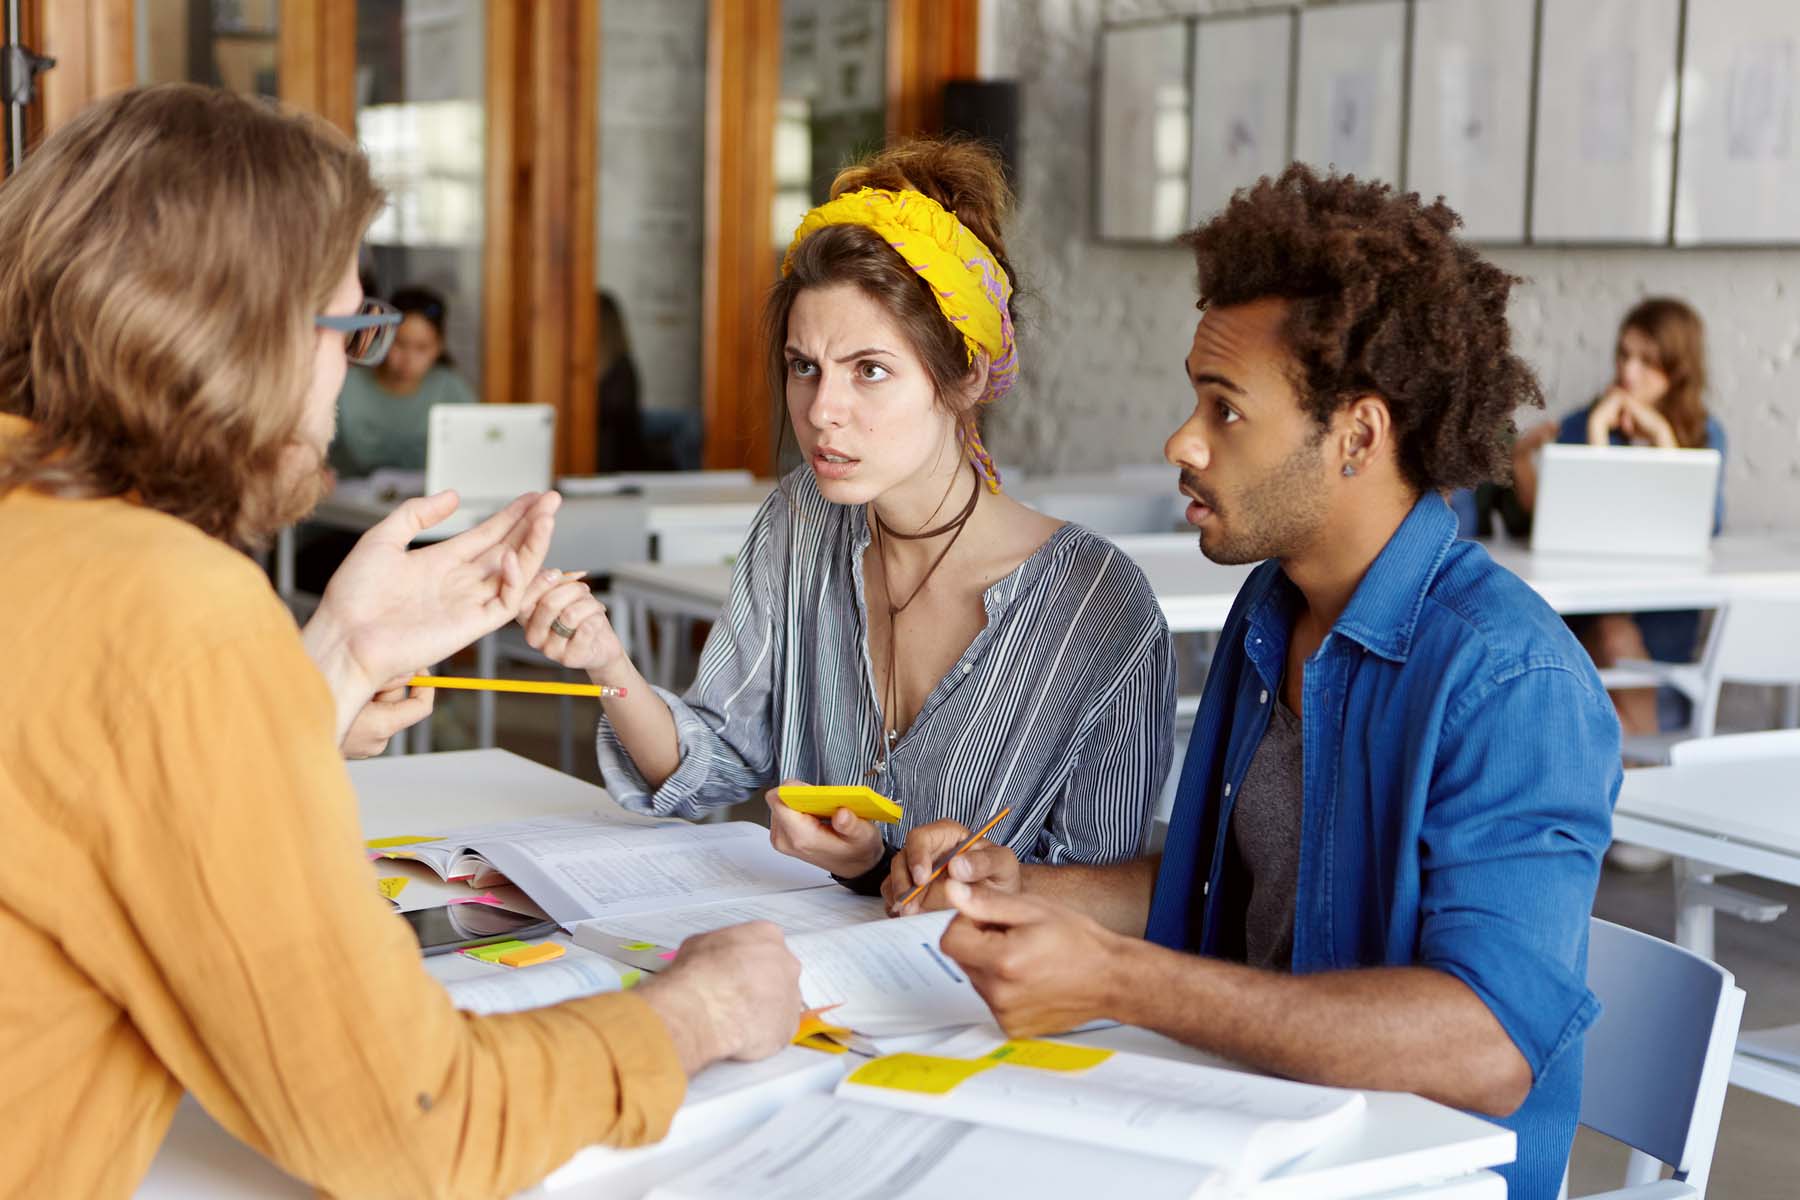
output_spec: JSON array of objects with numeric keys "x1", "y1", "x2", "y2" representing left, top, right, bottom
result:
[{"x1": 883, "y1": 811, "x2": 1023, "y2": 917}]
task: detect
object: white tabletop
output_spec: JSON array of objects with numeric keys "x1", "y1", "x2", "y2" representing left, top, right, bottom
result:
[
  {"x1": 607, "y1": 531, "x2": 1800, "y2": 636},
  {"x1": 1615, "y1": 758, "x2": 1800, "y2": 884},
  {"x1": 310, "y1": 484, "x2": 772, "y2": 541},
  {"x1": 139, "y1": 749, "x2": 1509, "y2": 1198}
]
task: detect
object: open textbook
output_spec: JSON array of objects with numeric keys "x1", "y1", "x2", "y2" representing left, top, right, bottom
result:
[
  {"x1": 649, "y1": 1029, "x2": 1366, "y2": 1199},
  {"x1": 371, "y1": 815, "x2": 832, "y2": 928}
]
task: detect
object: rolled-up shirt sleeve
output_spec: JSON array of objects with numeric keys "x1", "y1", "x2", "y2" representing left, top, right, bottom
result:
[
  {"x1": 1416, "y1": 664, "x2": 1620, "y2": 1080},
  {"x1": 598, "y1": 497, "x2": 787, "y2": 818}
]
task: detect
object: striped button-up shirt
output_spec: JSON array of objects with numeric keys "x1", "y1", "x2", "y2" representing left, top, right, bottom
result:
[{"x1": 598, "y1": 469, "x2": 1175, "y2": 865}]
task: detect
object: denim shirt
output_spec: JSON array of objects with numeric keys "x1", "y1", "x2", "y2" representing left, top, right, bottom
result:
[{"x1": 1146, "y1": 495, "x2": 1621, "y2": 1200}]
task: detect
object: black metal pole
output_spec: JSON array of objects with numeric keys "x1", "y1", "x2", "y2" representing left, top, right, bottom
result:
[
  {"x1": 3, "y1": 0, "x2": 54, "y2": 180},
  {"x1": 3, "y1": 0, "x2": 23, "y2": 177}
]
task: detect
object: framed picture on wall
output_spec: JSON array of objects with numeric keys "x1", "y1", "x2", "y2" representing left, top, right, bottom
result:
[
  {"x1": 1096, "y1": 21, "x2": 1193, "y2": 242},
  {"x1": 1674, "y1": 0, "x2": 1800, "y2": 244},
  {"x1": 1530, "y1": 0, "x2": 1681, "y2": 244},
  {"x1": 1188, "y1": 10, "x2": 1294, "y2": 225},
  {"x1": 1406, "y1": 0, "x2": 1535, "y2": 243},
  {"x1": 1293, "y1": 0, "x2": 1407, "y2": 186}
]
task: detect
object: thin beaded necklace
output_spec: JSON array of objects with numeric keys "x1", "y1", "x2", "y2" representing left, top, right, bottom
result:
[{"x1": 865, "y1": 464, "x2": 982, "y2": 778}]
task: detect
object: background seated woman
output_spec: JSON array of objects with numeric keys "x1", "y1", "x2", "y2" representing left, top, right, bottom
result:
[
  {"x1": 1510, "y1": 297, "x2": 1726, "y2": 740},
  {"x1": 521, "y1": 139, "x2": 1175, "y2": 892},
  {"x1": 329, "y1": 283, "x2": 476, "y2": 477}
]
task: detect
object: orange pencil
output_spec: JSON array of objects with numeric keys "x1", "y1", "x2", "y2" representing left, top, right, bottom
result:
[{"x1": 898, "y1": 806, "x2": 1012, "y2": 908}]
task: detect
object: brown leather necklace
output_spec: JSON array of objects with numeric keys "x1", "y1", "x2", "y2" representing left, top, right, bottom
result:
[{"x1": 866, "y1": 464, "x2": 982, "y2": 777}]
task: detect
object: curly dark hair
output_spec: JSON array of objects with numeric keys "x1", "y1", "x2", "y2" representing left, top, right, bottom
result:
[{"x1": 1182, "y1": 164, "x2": 1542, "y2": 493}]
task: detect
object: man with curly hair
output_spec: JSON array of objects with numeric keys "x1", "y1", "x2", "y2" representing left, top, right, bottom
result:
[{"x1": 888, "y1": 165, "x2": 1619, "y2": 1199}]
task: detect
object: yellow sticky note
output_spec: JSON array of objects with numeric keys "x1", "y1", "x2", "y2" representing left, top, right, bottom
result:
[
  {"x1": 620, "y1": 970, "x2": 644, "y2": 989},
  {"x1": 376, "y1": 877, "x2": 409, "y2": 902},
  {"x1": 366, "y1": 835, "x2": 444, "y2": 849},
  {"x1": 793, "y1": 1009, "x2": 852, "y2": 1045},
  {"x1": 847, "y1": 1053, "x2": 997, "y2": 1095},
  {"x1": 778, "y1": 785, "x2": 903, "y2": 824},
  {"x1": 620, "y1": 941, "x2": 659, "y2": 952},
  {"x1": 465, "y1": 939, "x2": 531, "y2": 963},
  {"x1": 499, "y1": 942, "x2": 565, "y2": 968},
  {"x1": 985, "y1": 1039, "x2": 1114, "y2": 1072}
]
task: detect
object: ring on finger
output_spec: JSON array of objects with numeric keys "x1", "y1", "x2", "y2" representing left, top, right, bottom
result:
[{"x1": 549, "y1": 616, "x2": 577, "y2": 639}]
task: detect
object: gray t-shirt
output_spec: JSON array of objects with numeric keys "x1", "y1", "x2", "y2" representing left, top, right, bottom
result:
[{"x1": 1230, "y1": 696, "x2": 1303, "y2": 970}]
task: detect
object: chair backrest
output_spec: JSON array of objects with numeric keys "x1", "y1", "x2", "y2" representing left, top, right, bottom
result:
[
  {"x1": 1670, "y1": 727, "x2": 1800, "y2": 766},
  {"x1": 614, "y1": 469, "x2": 754, "y2": 490},
  {"x1": 1024, "y1": 491, "x2": 1182, "y2": 536},
  {"x1": 1687, "y1": 596, "x2": 1800, "y2": 736},
  {"x1": 1580, "y1": 918, "x2": 1744, "y2": 1195},
  {"x1": 1707, "y1": 595, "x2": 1800, "y2": 686},
  {"x1": 545, "y1": 497, "x2": 651, "y2": 576}
]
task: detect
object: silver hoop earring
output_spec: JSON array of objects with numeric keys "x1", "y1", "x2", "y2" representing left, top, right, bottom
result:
[{"x1": 1342, "y1": 463, "x2": 1357, "y2": 478}]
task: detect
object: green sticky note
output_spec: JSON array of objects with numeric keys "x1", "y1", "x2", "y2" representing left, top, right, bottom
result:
[
  {"x1": 620, "y1": 941, "x2": 659, "y2": 952},
  {"x1": 465, "y1": 939, "x2": 531, "y2": 963},
  {"x1": 620, "y1": 970, "x2": 644, "y2": 989}
]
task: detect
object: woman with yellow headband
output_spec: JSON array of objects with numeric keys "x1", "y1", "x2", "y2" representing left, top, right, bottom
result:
[{"x1": 522, "y1": 139, "x2": 1174, "y2": 893}]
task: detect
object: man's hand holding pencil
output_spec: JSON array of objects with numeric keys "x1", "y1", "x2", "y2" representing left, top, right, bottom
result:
[{"x1": 883, "y1": 815, "x2": 1023, "y2": 917}]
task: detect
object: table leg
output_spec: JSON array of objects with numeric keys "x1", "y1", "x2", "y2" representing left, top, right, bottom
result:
[
  {"x1": 276, "y1": 527, "x2": 295, "y2": 603},
  {"x1": 1674, "y1": 857, "x2": 1718, "y2": 960},
  {"x1": 477, "y1": 632, "x2": 497, "y2": 749}
]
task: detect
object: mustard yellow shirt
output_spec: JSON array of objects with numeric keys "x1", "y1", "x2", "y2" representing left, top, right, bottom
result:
[{"x1": 0, "y1": 416, "x2": 685, "y2": 1197}]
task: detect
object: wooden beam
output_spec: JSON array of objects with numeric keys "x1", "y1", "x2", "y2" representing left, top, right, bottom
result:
[
  {"x1": 278, "y1": 0, "x2": 356, "y2": 133},
  {"x1": 701, "y1": 0, "x2": 780, "y2": 473},
  {"x1": 886, "y1": 0, "x2": 980, "y2": 140},
  {"x1": 483, "y1": 1, "x2": 599, "y2": 475},
  {"x1": 37, "y1": 0, "x2": 133, "y2": 132}
]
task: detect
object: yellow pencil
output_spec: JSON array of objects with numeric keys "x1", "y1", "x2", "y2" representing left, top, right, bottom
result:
[
  {"x1": 898, "y1": 806, "x2": 1012, "y2": 908},
  {"x1": 407, "y1": 675, "x2": 626, "y2": 699}
]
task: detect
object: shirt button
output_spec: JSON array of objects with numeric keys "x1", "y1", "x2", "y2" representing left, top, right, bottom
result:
[
  {"x1": 961, "y1": 663, "x2": 972, "y2": 674},
  {"x1": 1223, "y1": 782, "x2": 1232, "y2": 797},
  {"x1": 1259, "y1": 689, "x2": 1268, "y2": 704}
]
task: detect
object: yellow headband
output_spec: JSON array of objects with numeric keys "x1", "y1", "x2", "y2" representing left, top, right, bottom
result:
[{"x1": 780, "y1": 187, "x2": 1019, "y2": 404}]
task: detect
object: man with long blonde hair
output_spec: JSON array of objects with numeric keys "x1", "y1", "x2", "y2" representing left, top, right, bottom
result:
[{"x1": 0, "y1": 84, "x2": 799, "y2": 1197}]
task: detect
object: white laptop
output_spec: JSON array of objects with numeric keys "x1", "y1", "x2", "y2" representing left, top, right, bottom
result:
[
  {"x1": 1531, "y1": 444, "x2": 1722, "y2": 560},
  {"x1": 425, "y1": 404, "x2": 556, "y2": 505}
]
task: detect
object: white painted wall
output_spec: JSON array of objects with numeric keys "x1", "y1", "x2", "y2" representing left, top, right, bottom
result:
[{"x1": 979, "y1": 0, "x2": 1800, "y2": 531}]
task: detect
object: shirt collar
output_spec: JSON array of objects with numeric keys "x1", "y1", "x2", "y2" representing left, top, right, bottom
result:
[{"x1": 1329, "y1": 492, "x2": 1458, "y2": 663}]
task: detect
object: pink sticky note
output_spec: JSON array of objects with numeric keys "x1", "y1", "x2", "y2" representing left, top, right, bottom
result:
[
  {"x1": 657, "y1": 951, "x2": 678, "y2": 961},
  {"x1": 446, "y1": 892, "x2": 503, "y2": 907}
]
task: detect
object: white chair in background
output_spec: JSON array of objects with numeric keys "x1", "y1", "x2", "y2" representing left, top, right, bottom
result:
[
  {"x1": 1022, "y1": 490, "x2": 1182, "y2": 537},
  {"x1": 1570, "y1": 919, "x2": 1743, "y2": 1199},
  {"x1": 1598, "y1": 595, "x2": 1800, "y2": 764}
]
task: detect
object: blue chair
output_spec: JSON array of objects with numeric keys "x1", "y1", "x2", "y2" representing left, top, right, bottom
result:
[{"x1": 1569, "y1": 919, "x2": 1744, "y2": 1198}]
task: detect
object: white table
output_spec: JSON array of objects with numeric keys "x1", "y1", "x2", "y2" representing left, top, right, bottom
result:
[
  {"x1": 606, "y1": 534, "x2": 1800, "y2": 692},
  {"x1": 139, "y1": 749, "x2": 1510, "y2": 1199},
  {"x1": 1615, "y1": 758, "x2": 1800, "y2": 1107}
]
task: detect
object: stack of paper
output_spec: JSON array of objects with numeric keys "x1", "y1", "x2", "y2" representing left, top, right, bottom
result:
[{"x1": 646, "y1": 1029, "x2": 1367, "y2": 1199}]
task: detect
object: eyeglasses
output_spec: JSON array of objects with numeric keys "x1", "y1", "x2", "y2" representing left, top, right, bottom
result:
[{"x1": 316, "y1": 297, "x2": 403, "y2": 367}]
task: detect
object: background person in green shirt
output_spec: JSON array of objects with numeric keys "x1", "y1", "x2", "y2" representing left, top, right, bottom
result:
[{"x1": 328, "y1": 285, "x2": 476, "y2": 477}]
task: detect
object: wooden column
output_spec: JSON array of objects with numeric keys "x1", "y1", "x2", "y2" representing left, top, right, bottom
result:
[
  {"x1": 35, "y1": 0, "x2": 132, "y2": 132},
  {"x1": 700, "y1": 0, "x2": 780, "y2": 474},
  {"x1": 483, "y1": 0, "x2": 599, "y2": 474},
  {"x1": 279, "y1": 0, "x2": 357, "y2": 133},
  {"x1": 886, "y1": 0, "x2": 979, "y2": 140}
]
